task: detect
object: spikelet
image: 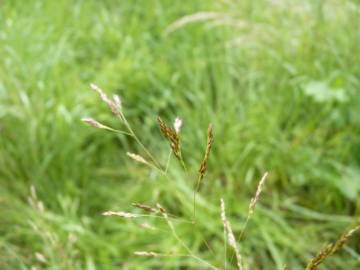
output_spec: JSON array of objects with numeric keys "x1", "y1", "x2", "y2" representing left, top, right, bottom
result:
[
  {"x1": 139, "y1": 223, "x2": 156, "y2": 230},
  {"x1": 156, "y1": 203, "x2": 174, "y2": 231},
  {"x1": 35, "y1": 252, "x2": 46, "y2": 263},
  {"x1": 132, "y1": 202, "x2": 158, "y2": 213},
  {"x1": 220, "y1": 198, "x2": 243, "y2": 270},
  {"x1": 82, "y1": 117, "x2": 110, "y2": 129},
  {"x1": 90, "y1": 83, "x2": 122, "y2": 116},
  {"x1": 198, "y1": 124, "x2": 214, "y2": 187},
  {"x1": 157, "y1": 116, "x2": 181, "y2": 160},
  {"x1": 333, "y1": 225, "x2": 360, "y2": 252},
  {"x1": 306, "y1": 225, "x2": 360, "y2": 270},
  {"x1": 134, "y1": 251, "x2": 159, "y2": 257},
  {"x1": 156, "y1": 203, "x2": 166, "y2": 214},
  {"x1": 28, "y1": 185, "x2": 45, "y2": 213},
  {"x1": 102, "y1": 211, "x2": 138, "y2": 218},
  {"x1": 156, "y1": 203, "x2": 168, "y2": 216},
  {"x1": 173, "y1": 117, "x2": 182, "y2": 134},
  {"x1": 249, "y1": 172, "x2": 268, "y2": 215},
  {"x1": 113, "y1": 94, "x2": 122, "y2": 109},
  {"x1": 126, "y1": 152, "x2": 150, "y2": 166}
]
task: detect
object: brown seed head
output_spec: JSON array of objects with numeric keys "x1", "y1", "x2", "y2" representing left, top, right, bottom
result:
[
  {"x1": 198, "y1": 124, "x2": 214, "y2": 185},
  {"x1": 306, "y1": 225, "x2": 360, "y2": 270},
  {"x1": 157, "y1": 116, "x2": 181, "y2": 159},
  {"x1": 132, "y1": 202, "x2": 158, "y2": 213}
]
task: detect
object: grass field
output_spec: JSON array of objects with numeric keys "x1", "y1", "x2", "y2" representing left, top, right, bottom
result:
[{"x1": 1, "y1": 0, "x2": 360, "y2": 269}]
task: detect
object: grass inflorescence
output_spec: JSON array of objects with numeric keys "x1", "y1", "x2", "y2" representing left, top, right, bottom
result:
[
  {"x1": 87, "y1": 84, "x2": 359, "y2": 269},
  {"x1": 1, "y1": 0, "x2": 359, "y2": 269}
]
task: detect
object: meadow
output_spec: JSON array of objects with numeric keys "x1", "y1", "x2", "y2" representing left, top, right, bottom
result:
[{"x1": 0, "y1": 0, "x2": 359, "y2": 269}]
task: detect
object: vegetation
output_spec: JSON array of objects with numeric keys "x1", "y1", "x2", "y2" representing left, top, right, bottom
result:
[{"x1": 0, "y1": 0, "x2": 359, "y2": 269}]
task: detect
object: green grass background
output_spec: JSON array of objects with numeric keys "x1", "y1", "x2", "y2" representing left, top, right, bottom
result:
[{"x1": 0, "y1": 0, "x2": 359, "y2": 269}]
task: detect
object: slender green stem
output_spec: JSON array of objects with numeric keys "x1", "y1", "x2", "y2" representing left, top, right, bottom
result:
[
  {"x1": 113, "y1": 110, "x2": 215, "y2": 267},
  {"x1": 117, "y1": 112, "x2": 163, "y2": 171},
  {"x1": 165, "y1": 150, "x2": 172, "y2": 173},
  {"x1": 103, "y1": 127, "x2": 133, "y2": 136},
  {"x1": 161, "y1": 210, "x2": 219, "y2": 270},
  {"x1": 193, "y1": 175, "x2": 202, "y2": 221},
  {"x1": 230, "y1": 213, "x2": 251, "y2": 265},
  {"x1": 153, "y1": 254, "x2": 219, "y2": 270}
]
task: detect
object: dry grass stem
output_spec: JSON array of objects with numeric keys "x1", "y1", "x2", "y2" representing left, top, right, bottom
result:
[
  {"x1": 220, "y1": 198, "x2": 244, "y2": 270},
  {"x1": 102, "y1": 211, "x2": 138, "y2": 218},
  {"x1": 306, "y1": 225, "x2": 360, "y2": 270}
]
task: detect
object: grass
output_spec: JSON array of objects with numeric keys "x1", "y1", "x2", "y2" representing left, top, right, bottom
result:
[{"x1": 0, "y1": 0, "x2": 359, "y2": 269}]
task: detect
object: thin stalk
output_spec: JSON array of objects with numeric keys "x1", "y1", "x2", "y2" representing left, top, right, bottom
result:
[
  {"x1": 117, "y1": 112, "x2": 163, "y2": 171},
  {"x1": 161, "y1": 209, "x2": 218, "y2": 270},
  {"x1": 193, "y1": 175, "x2": 202, "y2": 220},
  {"x1": 165, "y1": 150, "x2": 172, "y2": 173},
  {"x1": 143, "y1": 253, "x2": 218, "y2": 270}
]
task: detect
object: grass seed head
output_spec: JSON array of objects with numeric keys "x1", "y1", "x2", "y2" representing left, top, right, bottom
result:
[
  {"x1": 28, "y1": 186, "x2": 45, "y2": 213},
  {"x1": 126, "y1": 152, "x2": 150, "y2": 166},
  {"x1": 249, "y1": 172, "x2": 268, "y2": 215},
  {"x1": 220, "y1": 198, "x2": 243, "y2": 270},
  {"x1": 156, "y1": 203, "x2": 166, "y2": 214},
  {"x1": 198, "y1": 124, "x2": 214, "y2": 184},
  {"x1": 132, "y1": 202, "x2": 158, "y2": 213},
  {"x1": 82, "y1": 117, "x2": 109, "y2": 129},
  {"x1": 157, "y1": 116, "x2": 181, "y2": 160},
  {"x1": 90, "y1": 83, "x2": 122, "y2": 116},
  {"x1": 102, "y1": 211, "x2": 138, "y2": 218},
  {"x1": 134, "y1": 251, "x2": 159, "y2": 257},
  {"x1": 306, "y1": 225, "x2": 360, "y2": 270},
  {"x1": 139, "y1": 223, "x2": 156, "y2": 230},
  {"x1": 333, "y1": 225, "x2": 360, "y2": 252},
  {"x1": 35, "y1": 252, "x2": 46, "y2": 263}
]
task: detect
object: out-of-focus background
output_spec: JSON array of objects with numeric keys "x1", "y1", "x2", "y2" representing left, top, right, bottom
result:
[{"x1": 0, "y1": 0, "x2": 359, "y2": 269}]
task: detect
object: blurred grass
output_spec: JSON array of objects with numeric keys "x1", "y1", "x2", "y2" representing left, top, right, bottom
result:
[{"x1": 0, "y1": 0, "x2": 359, "y2": 269}]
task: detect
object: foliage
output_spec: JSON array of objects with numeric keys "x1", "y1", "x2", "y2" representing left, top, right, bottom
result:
[{"x1": 0, "y1": 0, "x2": 359, "y2": 269}]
